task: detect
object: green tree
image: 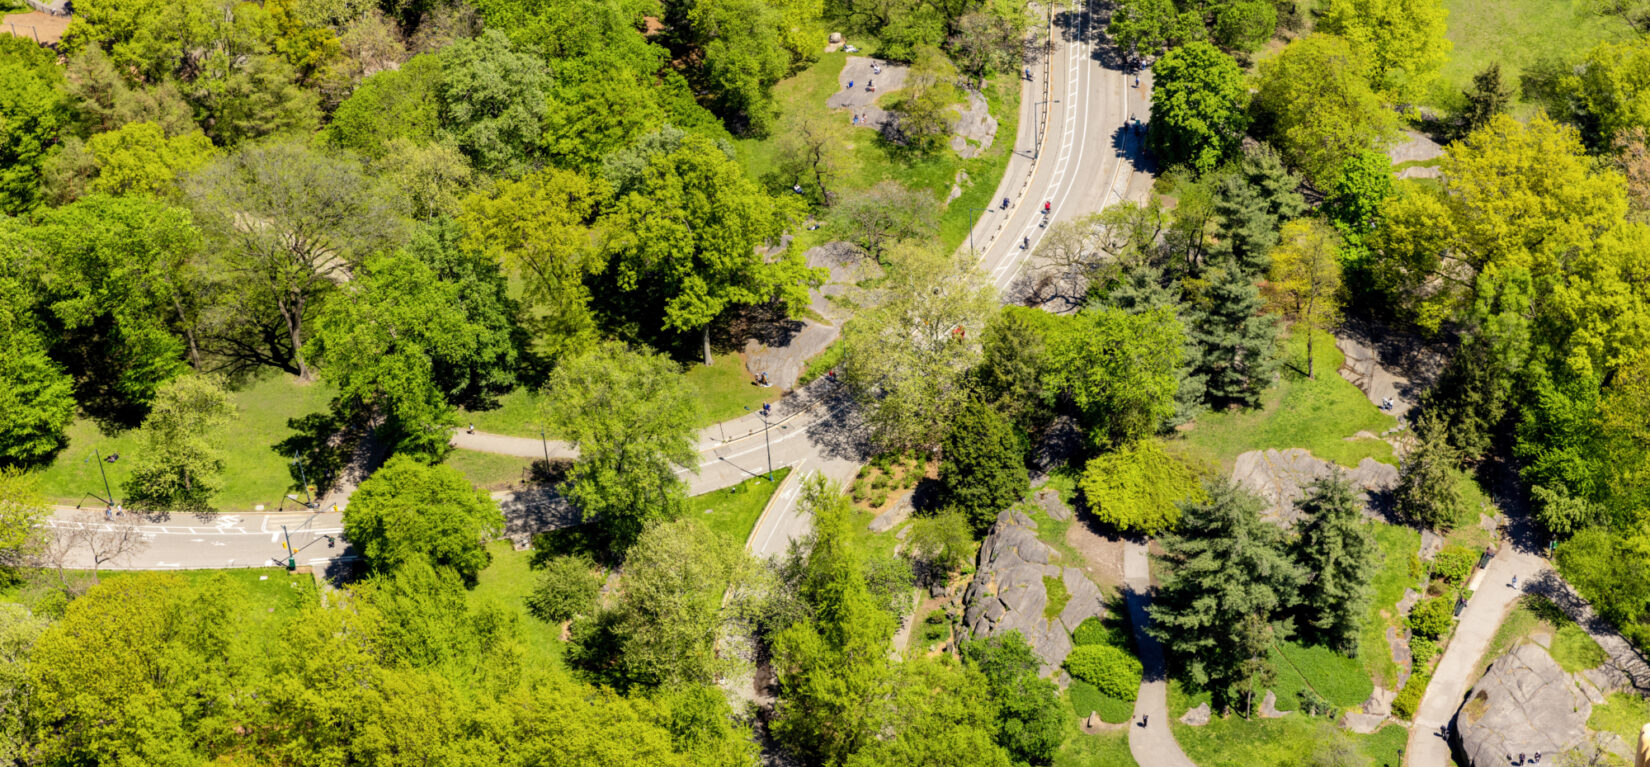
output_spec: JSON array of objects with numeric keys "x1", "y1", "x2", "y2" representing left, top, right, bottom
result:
[
  {"x1": 1266, "y1": 219, "x2": 1343, "y2": 378},
  {"x1": 526, "y1": 555, "x2": 604, "y2": 623},
  {"x1": 845, "y1": 657, "x2": 1012, "y2": 767},
  {"x1": 539, "y1": 342, "x2": 698, "y2": 554},
  {"x1": 600, "y1": 133, "x2": 816, "y2": 365},
  {"x1": 840, "y1": 247, "x2": 996, "y2": 450},
  {"x1": 1254, "y1": 34, "x2": 1400, "y2": 187},
  {"x1": 588, "y1": 518, "x2": 744, "y2": 689},
  {"x1": 960, "y1": 631, "x2": 1063, "y2": 766},
  {"x1": 122, "y1": 374, "x2": 236, "y2": 511},
  {"x1": 1317, "y1": 0, "x2": 1451, "y2": 99},
  {"x1": 343, "y1": 455, "x2": 504, "y2": 584},
  {"x1": 906, "y1": 511, "x2": 974, "y2": 579},
  {"x1": 832, "y1": 181, "x2": 939, "y2": 263},
  {"x1": 885, "y1": 45, "x2": 960, "y2": 155},
  {"x1": 668, "y1": 0, "x2": 793, "y2": 135},
  {"x1": 0, "y1": 56, "x2": 65, "y2": 214},
  {"x1": 1459, "y1": 63, "x2": 1512, "y2": 138},
  {"x1": 311, "y1": 248, "x2": 515, "y2": 457},
  {"x1": 0, "y1": 317, "x2": 74, "y2": 468},
  {"x1": 0, "y1": 602, "x2": 45, "y2": 762},
  {"x1": 1149, "y1": 42, "x2": 1250, "y2": 175},
  {"x1": 1149, "y1": 480, "x2": 1304, "y2": 711},
  {"x1": 1186, "y1": 263, "x2": 1279, "y2": 408},
  {"x1": 0, "y1": 469, "x2": 50, "y2": 576},
  {"x1": 80, "y1": 122, "x2": 216, "y2": 199},
  {"x1": 1212, "y1": 0, "x2": 1276, "y2": 52},
  {"x1": 1291, "y1": 474, "x2": 1376, "y2": 653},
  {"x1": 1211, "y1": 143, "x2": 1307, "y2": 275},
  {"x1": 1078, "y1": 438, "x2": 1204, "y2": 534},
  {"x1": 437, "y1": 29, "x2": 549, "y2": 174},
  {"x1": 974, "y1": 306, "x2": 1057, "y2": 432},
  {"x1": 187, "y1": 53, "x2": 323, "y2": 147},
  {"x1": 1044, "y1": 306, "x2": 1184, "y2": 446},
  {"x1": 459, "y1": 168, "x2": 604, "y2": 364},
  {"x1": 187, "y1": 140, "x2": 404, "y2": 379},
  {"x1": 1396, "y1": 413, "x2": 1465, "y2": 531},
  {"x1": 949, "y1": 1, "x2": 1028, "y2": 85},
  {"x1": 1558, "y1": 38, "x2": 1650, "y2": 150},
  {"x1": 940, "y1": 400, "x2": 1027, "y2": 533},
  {"x1": 770, "y1": 477, "x2": 898, "y2": 765},
  {"x1": 1325, "y1": 150, "x2": 1394, "y2": 236},
  {"x1": 325, "y1": 53, "x2": 443, "y2": 158}
]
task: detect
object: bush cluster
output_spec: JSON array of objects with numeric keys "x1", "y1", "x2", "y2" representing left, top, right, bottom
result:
[
  {"x1": 1431, "y1": 545, "x2": 1477, "y2": 585},
  {"x1": 1407, "y1": 595, "x2": 1455, "y2": 639},
  {"x1": 1391, "y1": 670, "x2": 1431, "y2": 720},
  {"x1": 526, "y1": 555, "x2": 604, "y2": 623},
  {"x1": 1062, "y1": 644, "x2": 1142, "y2": 701}
]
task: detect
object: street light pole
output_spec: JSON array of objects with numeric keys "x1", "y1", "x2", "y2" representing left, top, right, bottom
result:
[
  {"x1": 291, "y1": 453, "x2": 313, "y2": 508},
  {"x1": 968, "y1": 206, "x2": 986, "y2": 251},
  {"x1": 94, "y1": 448, "x2": 115, "y2": 509},
  {"x1": 745, "y1": 405, "x2": 774, "y2": 481}
]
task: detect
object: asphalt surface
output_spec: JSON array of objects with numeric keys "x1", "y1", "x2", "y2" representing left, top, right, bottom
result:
[{"x1": 64, "y1": 0, "x2": 1155, "y2": 571}]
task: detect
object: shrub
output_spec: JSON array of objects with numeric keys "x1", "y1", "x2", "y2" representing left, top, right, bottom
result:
[
  {"x1": 1408, "y1": 595, "x2": 1455, "y2": 639},
  {"x1": 526, "y1": 555, "x2": 604, "y2": 623},
  {"x1": 1431, "y1": 545, "x2": 1476, "y2": 585},
  {"x1": 1298, "y1": 688, "x2": 1333, "y2": 717},
  {"x1": 1062, "y1": 644, "x2": 1142, "y2": 701},
  {"x1": 1391, "y1": 669, "x2": 1431, "y2": 720},
  {"x1": 1071, "y1": 617, "x2": 1109, "y2": 646},
  {"x1": 1077, "y1": 438, "x2": 1204, "y2": 535},
  {"x1": 1410, "y1": 635, "x2": 1439, "y2": 665},
  {"x1": 870, "y1": 490, "x2": 888, "y2": 507}
]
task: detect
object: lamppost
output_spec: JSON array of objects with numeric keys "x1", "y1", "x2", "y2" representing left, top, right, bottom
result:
[
  {"x1": 744, "y1": 403, "x2": 775, "y2": 481},
  {"x1": 76, "y1": 448, "x2": 119, "y2": 511},
  {"x1": 291, "y1": 453, "x2": 314, "y2": 509},
  {"x1": 968, "y1": 206, "x2": 986, "y2": 252}
]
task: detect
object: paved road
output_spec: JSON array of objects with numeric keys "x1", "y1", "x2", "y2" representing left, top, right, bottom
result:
[{"x1": 46, "y1": 508, "x2": 348, "y2": 571}]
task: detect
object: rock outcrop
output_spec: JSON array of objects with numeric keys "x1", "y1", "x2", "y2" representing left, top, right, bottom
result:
[
  {"x1": 962, "y1": 509, "x2": 1105, "y2": 676},
  {"x1": 1231, "y1": 448, "x2": 1398, "y2": 526},
  {"x1": 1454, "y1": 644, "x2": 1590, "y2": 767}
]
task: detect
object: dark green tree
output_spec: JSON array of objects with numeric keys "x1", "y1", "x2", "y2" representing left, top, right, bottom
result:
[
  {"x1": 1211, "y1": 144, "x2": 1307, "y2": 275},
  {"x1": 940, "y1": 400, "x2": 1028, "y2": 533},
  {"x1": 1291, "y1": 474, "x2": 1377, "y2": 654},
  {"x1": 1149, "y1": 42, "x2": 1250, "y2": 175},
  {"x1": 1326, "y1": 150, "x2": 1395, "y2": 236},
  {"x1": 1149, "y1": 480, "x2": 1303, "y2": 712},
  {"x1": 975, "y1": 306, "x2": 1056, "y2": 432},
  {"x1": 1460, "y1": 62, "x2": 1513, "y2": 138},
  {"x1": 0, "y1": 264, "x2": 73, "y2": 467},
  {"x1": 1396, "y1": 413, "x2": 1467, "y2": 532},
  {"x1": 343, "y1": 456, "x2": 504, "y2": 584},
  {"x1": 1415, "y1": 336, "x2": 1510, "y2": 462},
  {"x1": 0, "y1": 56, "x2": 65, "y2": 214},
  {"x1": 1185, "y1": 265, "x2": 1279, "y2": 408},
  {"x1": 527, "y1": 555, "x2": 604, "y2": 624},
  {"x1": 437, "y1": 29, "x2": 549, "y2": 175}
]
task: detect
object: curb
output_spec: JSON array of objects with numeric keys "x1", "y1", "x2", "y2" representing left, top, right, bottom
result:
[{"x1": 744, "y1": 465, "x2": 801, "y2": 553}]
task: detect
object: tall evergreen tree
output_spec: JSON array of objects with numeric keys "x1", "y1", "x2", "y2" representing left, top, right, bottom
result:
[
  {"x1": 1292, "y1": 474, "x2": 1377, "y2": 654},
  {"x1": 1212, "y1": 145, "x2": 1306, "y2": 275},
  {"x1": 1149, "y1": 480, "x2": 1303, "y2": 713},
  {"x1": 1396, "y1": 412, "x2": 1466, "y2": 531},
  {"x1": 1459, "y1": 63, "x2": 1512, "y2": 138},
  {"x1": 940, "y1": 400, "x2": 1028, "y2": 534},
  {"x1": 1186, "y1": 265, "x2": 1279, "y2": 408}
]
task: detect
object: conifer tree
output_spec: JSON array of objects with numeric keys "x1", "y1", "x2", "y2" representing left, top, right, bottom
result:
[
  {"x1": 1149, "y1": 480, "x2": 1303, "y2": 713},
  {"x1": 1292, "y1": 474, "x2": 1377, "y2": 654},
  {"x1": 1212, "y1": 145, "x2": 1305, "y2": 275},
  {"x1": 1186, "y1": 265, "x2": 1278, "y2": 408},
  {"x1": 940, "y1": 400, "x2": 1028, "y2": 534}
]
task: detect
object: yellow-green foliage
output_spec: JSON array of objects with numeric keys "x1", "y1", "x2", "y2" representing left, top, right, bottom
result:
[{"x1": 1079, "y1": 438, "x2": 1205, "y2": 534}]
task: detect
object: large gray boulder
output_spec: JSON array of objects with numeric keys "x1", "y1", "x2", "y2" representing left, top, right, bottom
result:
[
  {"x1": 1454, "y1": 644, "x2": 1590, "y2": 767},
  {"x1": 962, "y1": 510, "x2": 1105, "y2": 676},
  {"x1": 1231, "y1": 448, "x2": 1398, "y2": 526}
]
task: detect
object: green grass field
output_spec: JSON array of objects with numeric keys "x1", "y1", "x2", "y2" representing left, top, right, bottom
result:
[
  {"x1": 1173, "y1": 709, "x2": 1407, "y2": 767},
  {"x1": 1173, "y1": 328, "x2": 1397, "y2": 471},
  {"x1": 690, "y1": 467, "x2": 792, "y2": 545},
  {"x1": 1054, "y1": 725, "x2": 1137, "y2": 766},
  {"x1": 1362, "y1": 522, "x2": 1423, "y2": 689},
  {"x1": 34, "y1": 375, "x2": 335, "y2": 511},
  {"x1": 469, "y1": 541, "x2": 566, "y2": 671},
  {"x1": 1270, "y1": 640, "x2": 1375, "y2": 711},
  {"x1": 444, "y1": 449, "x2": 537, "y2": 491},
  {"x1": 1432, "y1": 0, "x2": 1633, "y2": 109},
  {"x1": 734, "y1": 51, "x2": 1021, "y2": 255},
  {"x1": 1068, "y1": 680, "x2": 1134, "y2": 723},
  {"x1": 1589, "y1": 691, "x2": 1650, "y2": 751}
]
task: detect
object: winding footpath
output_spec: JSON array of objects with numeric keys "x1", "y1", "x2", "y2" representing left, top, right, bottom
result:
[{"x1": 1123, "y1": 540, "x2": 1197, "y2": 767}]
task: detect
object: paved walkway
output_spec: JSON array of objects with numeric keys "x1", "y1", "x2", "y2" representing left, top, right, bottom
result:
[
  {"x1": 1407, "y1": 540, "x2": 1550, "y2": 765},
  {"x1": 1534, "y1": 573, "x2": 1650, "y2": 693},
  {"x1": 1122, "y1": 540, "x2": 1197, "y2": 767}
]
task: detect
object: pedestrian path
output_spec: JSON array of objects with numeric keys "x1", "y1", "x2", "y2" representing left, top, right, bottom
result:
[
  {"x1": 1122, "y1": 540, "x2": 1197, "y2": 767},
  {"x1": 1407, "y1": 543, "x2": 1550, "y2": 765}
]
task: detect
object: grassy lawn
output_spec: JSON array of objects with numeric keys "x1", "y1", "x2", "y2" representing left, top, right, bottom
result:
[
  {"x1": 1589, "y1": 692, "x2": 1650, "y2": 751},
  {"x1": 469, "y1": 541, "x2": 566, "y2": 671},
  {"x1": 1270, "y1": 640, "x2": 1374, "y2": 711},
  {"x1": 444, "y1": 449, "x2": 536, "y2": 491},
  {"x1": 1482, "y1": 594, "x2": 1609, "y2": 677},
  {"x1": 1068, "y1": 680, "x2": 1134, "y2": 723},
  {"x1": 1053, "y1": 723, "x2": 1136, "y2": 766},
  {"x1": 34, "y1": 374, "x2": 335, "y2": 511},
  {"x1": 1172, "y1": 328, "x2": 1397, "y2": 472},
  {"x1": 734, "y1": 51, "x2": 1022, "y2": 254},
  {"x1": 1173, "y1": 710, "x2": 1407, "y2": 767},
  {"x1": 1362, "y1": 522, "x2": 1423, "y2": 689},
  {"x1": 1443, "y1": 469, "x2": 1497, "y2": 552},
  {"x1": 459, "y1": 357, "x2": 778, "y2": 440},
  {"x1": 1432, "y1": 0, "x2": 1633, "y2": 110},
  {"x1": 689, "y1": 467, "x2": 792, "y2": 546}
]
